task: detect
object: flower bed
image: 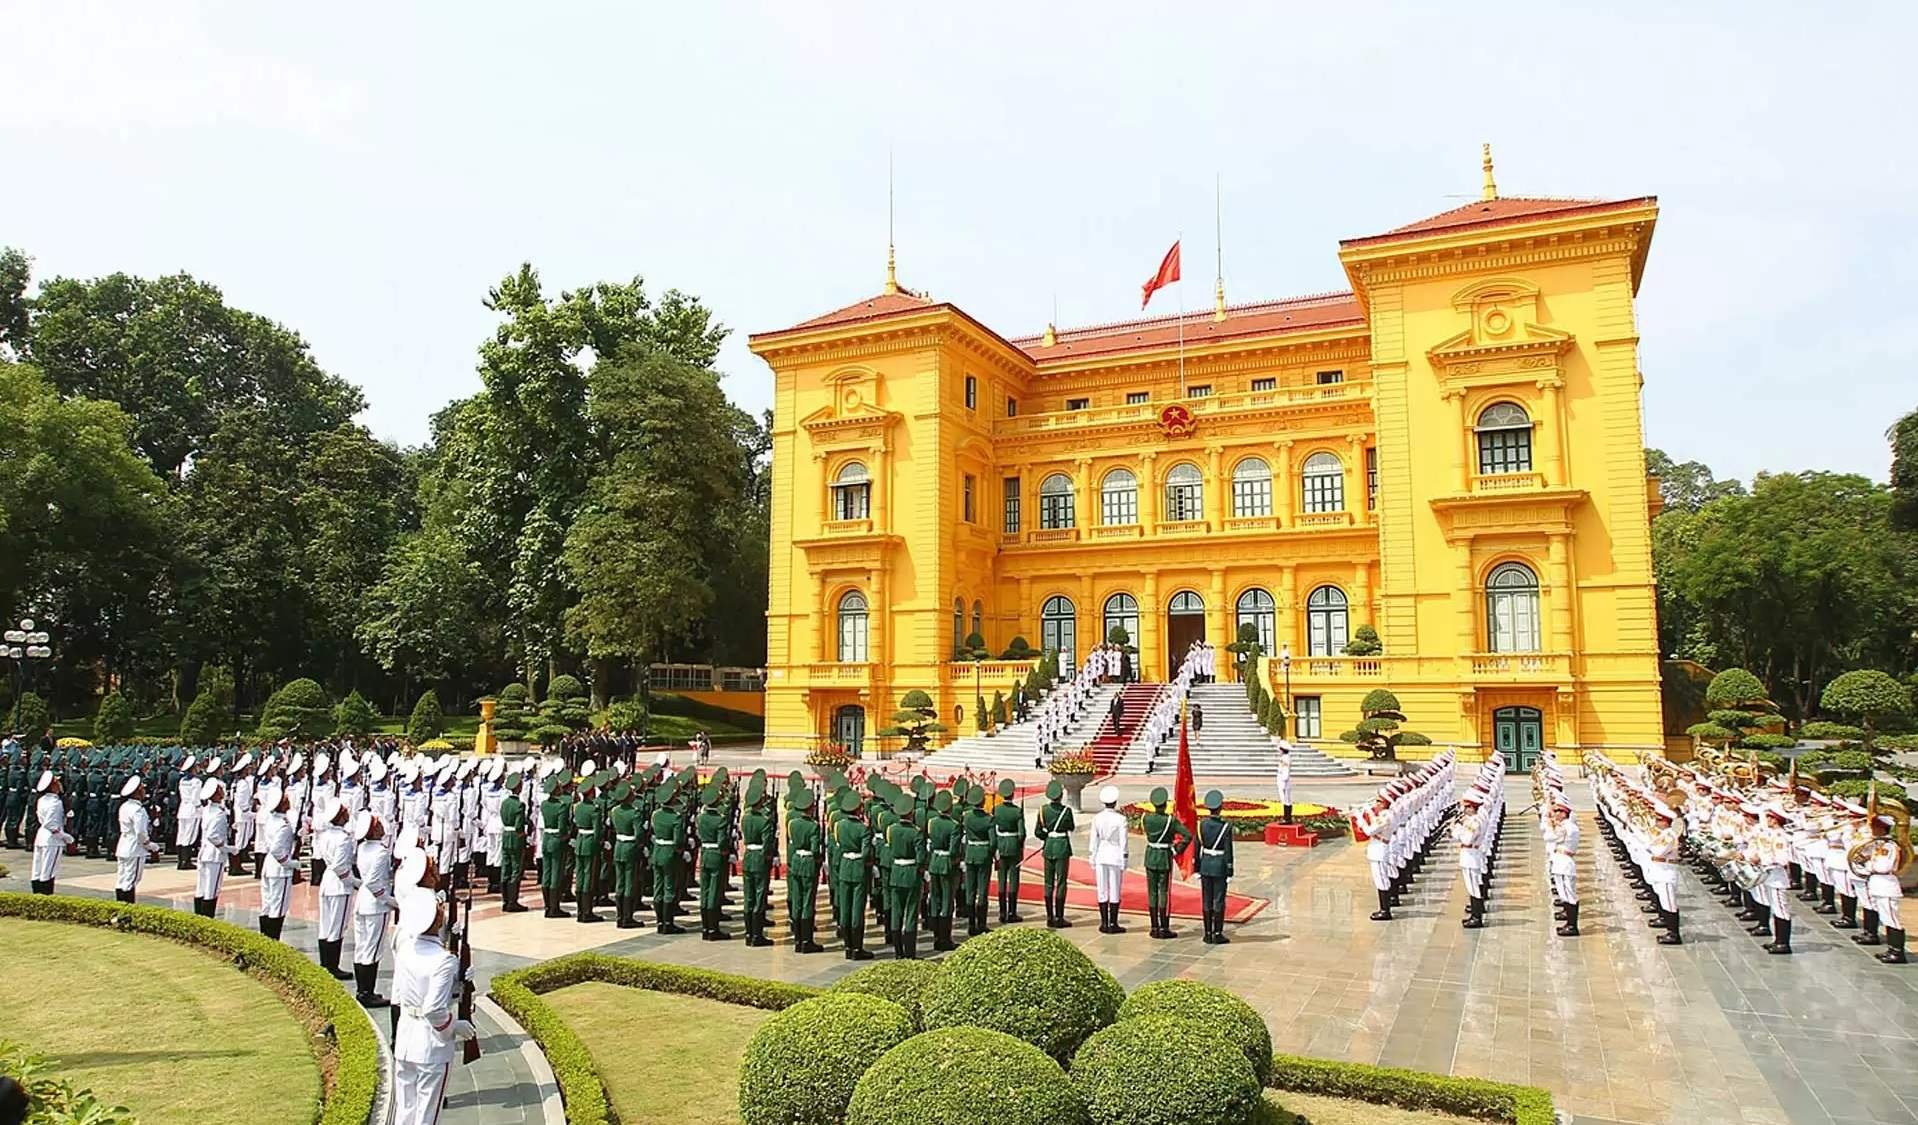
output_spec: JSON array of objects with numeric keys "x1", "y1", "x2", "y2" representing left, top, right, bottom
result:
[{"x1": 1122, "y1": 799, "x2": 1347, "y2": 840}]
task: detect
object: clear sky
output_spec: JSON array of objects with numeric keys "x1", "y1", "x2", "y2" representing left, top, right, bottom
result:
[{"x1": 4, "y1": 2, "x2": 1913, "y2": 483}]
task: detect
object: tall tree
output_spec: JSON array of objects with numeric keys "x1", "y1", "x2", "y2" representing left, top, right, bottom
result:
[
  {"x1": 0, "y1": 248, "x2": 29, "y2": 359},
  {"x1": 1646, "y1": 447, "x2": 1746, "y2": 513},
  {"x1": 1890, "y1": 406, "x2": 1918, "y2": 531}
]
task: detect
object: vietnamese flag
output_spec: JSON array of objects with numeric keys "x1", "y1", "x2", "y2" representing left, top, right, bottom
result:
[
  {"x1": 1173, "y1": 704, "x2": 1199, "y2": 877},
  {"x1": 1140, "y1": 240, "x2": 1181, "y2": 309}
]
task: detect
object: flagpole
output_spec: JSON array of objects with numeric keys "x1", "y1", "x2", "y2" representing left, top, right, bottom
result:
[{"x1": 1177, "y1": 230, "x2": 1186, "y2": 397}]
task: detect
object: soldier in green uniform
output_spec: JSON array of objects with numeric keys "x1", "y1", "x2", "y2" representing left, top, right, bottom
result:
[
  {"x1": 748, "y1": 769, "x2": 775, "y2": 936},
  {"x1": 607, "y1": 780, "x2": 640, "y2": 928},
  {"x1": 834, "y1": 788, "x2": 874, "y2": 960},
  {"x1": 785, "y1": 783, "x2": 825, "y2": 953},
  {"x1": 992, "y1": 777, "x2": 1027, "y2": 923},
  {"x1": 869, "y1": 782, "x2": 894, "y2": 942},
  {"x1": 498, "y1": 770, "x2": 528, "y2": 913},
  {"x1": 1141, "y1": 786, "x2": 1193, "y2": 939},
  {"x1": 696, "y1": 769, "x2": 732, "y2": 941},
  {"x1": 1197, "y1": 789, "x2": 1235, "y2": 944},
  {"x1": 3, "y1": 741, "x2": 29, "y2": 848},
  {"x1": 572, "y1": 773, "x2": 606, "y2": 923},
  {"x1": 739, "y1": 775, "x2": 775, "y2": 947},
  {"x1": 648, "y1": 776, "x2": 687, "y2": 934},
  {"x1": 539, "y1": 774, "x2": 572, "y2": 918},
  {"x1": 962, "y1": 784, "x2": 994, "y2": 936},
  {"x1": 823, "y1": 778, "x2": 845, "y2": 922},
  {"x1": 925, "y1": 789, "x2": 961, "y2": 951},
  {"x1": 1034, "y1": 779, "x2": 1077, "y2": 928},
  {"x1": 885, "y1": 793, "x2": 926, "y2": 959}
]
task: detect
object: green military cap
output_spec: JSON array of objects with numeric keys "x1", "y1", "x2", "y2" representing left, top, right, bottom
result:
[
  {"x1": 657, "y1": 776, "x2": 680, "y2": 803},
  {"x1": 785, "y1": 769, "x2": 805, "y2": 792},
  {"x1": 911, "y1": 775, "x2": 932, "y2": 799},
  {"x1": 745, "y1": 774, "x2": 765, "y2": 806},
  {"x1": 932, "y1": 790, "x2": 953, "y2": 814},
  {"x1": 950, "y1": 778, "x2": 969, "y2": 802},
  {"x1": 837, "y1": 788, "x2": 862, "y2": 814},
  {"x1": 1046, "y1": 779, "x2": 1063, "y2": 800},
  {"x1": 750, "y1": 766, "x2": 767, "y2": 788},
  {"x1": 998, "y1": 778, "x2": 1016, "y2": 800},
  {"x1": 794, "y1": 788, "x2": 816, "y2": 812},
  {"x1": 612, "y1": 781, "x2": 633, "y2": 801},
  {"x1": 703, "y1": 780, "x2": 724, "y2": 806},
  {"x1": 542, "y1": 775, "x2": 566, "y2": 795},
  {"x1": 969, "y1": 787, "x2": 986, "y2": 808},
  {"x1": 638, "y1": 764, "x2": 662, "y2": 785},
  {"x1": 1150, "y1": 786, "x2": 1170, "y2": 807},
  {"x1": 891, "y1": 792, "x2": 913, "y2": 818},
  {"x1": 710, "y1": 765, "x2": 730, "y2": 790},
  {"x1": 1204, "y1": 789, "x2": 1224, "y2": 811}
]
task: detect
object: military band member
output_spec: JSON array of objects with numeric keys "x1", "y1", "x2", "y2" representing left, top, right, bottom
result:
[
  {"x1": 1197, "y1": 789, "x2": 1234, "y2": 944},
  {"x1": 1756, "y1": 806, "x2": 1793, "y2": 954},
  {"x1": 1864, "y1": 815, "x2": 1907, "y2": 964},
  {"x1": 352, "y1": 812, "x2": 393, "y2": 1008},
  {"x1": 113, "y1": 775, "x2": 157, "y2": 902},
  {"x1": 1035, "y1": 780, "x2": 1076, "y2": 929},
  {"x1": 317, "y1": 799, "x2": 358, "y2": 976},
  {"x1": 1546, "y1": 800, "x2": 1582, "y2": 936},
  {"x1": 258, "y1": 789, "x2": 297, "y2": 939},
  {"x1": 835, "y1": 788, "x2": 874, "y2": 960},
  {"x1": 1645, "y1": 805, "x2": 1682, "y2": 943},
  {"x1": 1453, "y1": 792, "x2": 1487, "y2": 928},
  {"x1": 785, "y1": 785, "x2": 825, "y2": 953},
  {"x1": 992, "y1": 778, "x2": 1026, "y2": 923},
  {"x1": 30, "y1": 771, "x2": 70, "y2": 894}
]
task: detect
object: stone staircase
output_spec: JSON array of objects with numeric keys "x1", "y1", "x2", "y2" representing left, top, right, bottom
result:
[
  {"x1": 1081, "y1": 683, "x2": 1165, "y2": 773},
  {"x1": 921, "y1": 683, "x2": 1122, "y2": 773},
  {"x1": 1112, "y1": 682, "x2": 1358, "y2": 777}
]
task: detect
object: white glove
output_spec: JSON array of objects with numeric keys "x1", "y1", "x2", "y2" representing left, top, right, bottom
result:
[{"x1": 449, "y1": 1019, "x2": 477, "y2": 1041}]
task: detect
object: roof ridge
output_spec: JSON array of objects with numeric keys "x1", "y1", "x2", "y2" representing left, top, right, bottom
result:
[{"x1": 1007, "y1": 289, "x2": 1357, "y2": 345}]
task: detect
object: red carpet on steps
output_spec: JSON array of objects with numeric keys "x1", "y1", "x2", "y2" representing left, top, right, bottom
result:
[
  {"x1": 1082, "y1": 683, "x2": 1163, "y2": 772},
  {"x1": 1014, "y1": 851, "x2": 1268, "y2": 924}
]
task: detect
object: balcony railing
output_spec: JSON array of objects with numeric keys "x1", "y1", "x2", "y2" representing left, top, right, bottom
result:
[
  {"x1": 822, "y1": 517, "x2": 874, "y2": 534},
  {"x1": 1295, "y1": 510, "x2": 1352, "y2": 528},
  {"x1": 1088, "y1": 524, "x2": 1142, "y2": 540},
  {"x1": 946, "y1": 659, "x2": 1041, "y2": 683},
  {"x1": 805, "y1": 662, "x2": 873, "y2": 687},
  {"x1": 1273, "y1": 651, "x2": 1572, "y2": 683},
  {"x1": 995, "y1": 380, "x2": 1374, "y2": 438},
  {"x1": 1153, "y1": 519, "x2": 1207, "y2": 536},
  {"x1": 1468, "y1": 651, "x2": 1570, "y2": 679},
  {"x1": 1471, "y1": 471, "x2": 1544, "y2": 493}
]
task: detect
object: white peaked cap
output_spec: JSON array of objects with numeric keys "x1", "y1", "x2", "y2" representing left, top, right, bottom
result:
[
  {"x1": 395, "y1": 887, "x2": 438, "y2": 937},
  {"x1": 341, "y1": 756, "x2": 361, "y2": 781},
  {"x1": 580, "y1": 758, "x2": 597, "y2": 777},
  {"x1": 181, "y1": 754, "x2": 198, "y2": 771},
  {"x1": 121, "y1": 774, "x2": 142, "y2": 798},
  {"x1": 201, "y1": 779, "x2": 224, "y2": 803},
  {"x1": 352, "y1": 810, "x2": 375, "y2": 841},
  {"x1": 395, "y1": 824, "x2": 422, "y2": 856},
  {"x1": 35, "y1": 770, "x2": 55, "y2": 793},
  {"x1": 395, "y1": 848, "x2": 428, "y2": 890},
  {"x1": 1099, "y1": 785, "x2": 1119, "y2": 805}
]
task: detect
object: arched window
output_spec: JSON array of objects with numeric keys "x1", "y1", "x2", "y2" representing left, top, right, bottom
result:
[
  {"x1": 1041, "y1": 595, "x2": 1077, "y2": 672},
  {"x1": 1039, "y1": 473, "x2": 1076, "y2": 529},
  {"x1": 837, "y1": 591, "x2": 869, "y2": 662},
  {"x1": 831, "y1": 461, "x2": 871, "y2": 520},
  {"x1": 1168, "y1": 590, "x2": 1204, "y2": 615},
  {"x1": 971, "y1": 599, "x2": 983, "y2": 643},
  {"x1": 1165, "y1": 462, "x2": 1204, "y2": 522},
  {"x1": 1103, "y1": 593, "x2": 1139, "y2": 647},
  {"x1": 1100, "y1": 468, "x2": 1139, "y2": 526},
  {"x1": 1235, "y1": 588, "x2": 1276, "y2": 654},
  {"x1": 1302, "y1": 452, "x2": 1343, "y2": 513},
  {"x1": 1485, "y1": 563, "x2": 1542, "y2": 653},
  {"x1": 952, "y1": 598, "x2": 965, "y2": 654},
  {"x1": 1306, "y1": 585, "x2": 1348, "y2": 656},
  {"x1": 1231, "y1": 457, "x2": 1272, "y2": 517},
  {"x1": 1476, "y1": 402, "x2": 1533, "y2": 476}
]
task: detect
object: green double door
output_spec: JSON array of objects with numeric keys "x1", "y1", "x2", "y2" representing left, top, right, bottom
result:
[{"x1": 1493, "y1": 706, "x2": 1543, "y2": 771}]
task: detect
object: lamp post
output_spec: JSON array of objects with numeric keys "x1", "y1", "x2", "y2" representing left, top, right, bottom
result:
[
  {"x1": 3, "y1": 617, "x2": 54, "y2": 705},
  {"x1": 1279, "y1": 642, "x2": 1293, "y2": 740}
]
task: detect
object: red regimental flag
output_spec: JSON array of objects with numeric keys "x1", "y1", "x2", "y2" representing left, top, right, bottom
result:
[
  {"x1": 1173, "y1": 708, "x2": 1198, "y2": 877},
  {"x1": 1140, "y1": 240, "x2": 1181, "y2": 309}
]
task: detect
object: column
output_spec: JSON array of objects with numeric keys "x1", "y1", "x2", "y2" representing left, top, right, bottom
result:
[
  {"x1": 1278, "y1": 564, "x2": 1298, "y2": 656},
  {"x1": 1140, "y1": 452, "x2": 1160, "y2": 529},
  {"x1": 1538, "y1": 379, "x2": 1566, "y2": 487},
  {"x1": 814, "y1": 584, "x2": 831, "y2": 662},
  {"x1": 1073, "y1": 457, "x2": 1092, "y2": 530},
  {"x1": 1446, "y1": 392, "x2": 1468, "y2": 492},
  {"x1": 1080, "y1": 572, "x2": 1097, "y2": 654},
  {"x1": 1206, "y1": 445, "x2": 1226, "y2": 531},
  {"x1": 1273, "y1": 441, "x2": 1294, "y2": 527},
  {"x1": 1547, "y1": 533, "x2": 1574, "y2": 652},
  {"x1": 1208, "y1": 568, "x2": 1229, "y2": 650},
  {"x1": 1454, "y1": 547, "x2": 1477, "y2": 658},
  {"x1": 1352, "y1": 560, "x2": 1372, "y2": 634},
  {"x1": 873, "y1": 444, "x2": 891, "y2": 534},
  {"x1": 871, "y1": 565, "x2": 889, "y2": 670},
  {"x1": 1346, "y1": 434, "x2": 1369, "y2": 526},
  {"x1": 1141, "y1": 572, "x2": 1161, "y2": 681}
]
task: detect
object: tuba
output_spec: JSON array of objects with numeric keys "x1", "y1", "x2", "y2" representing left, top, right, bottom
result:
[{"x1": 1847, "y1": 783, "x2": 1916, "y2": 884}]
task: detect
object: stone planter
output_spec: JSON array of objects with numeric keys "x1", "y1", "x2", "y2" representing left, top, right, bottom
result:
[{"x1": 1053, "y1": 774, "x2": 1090, "y2": 808}]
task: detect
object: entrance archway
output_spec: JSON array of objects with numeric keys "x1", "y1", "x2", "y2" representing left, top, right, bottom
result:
[
  {"x1": 1166, "y1": 590, "x2": 1206, "y2": 678},
  {"x1": 1492, "y1": 705, "x2": 1542, "y2": 771},
  {"x1": 832, "y1": 704, "x2": 866, "y2": 756}
]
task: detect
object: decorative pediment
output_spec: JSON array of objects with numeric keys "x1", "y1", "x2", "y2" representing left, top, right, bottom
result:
[
  {"x1": 801, "y1": 368, "x2": 902, "y2": 453},
  {"x1": 1428, "y1": 487, "x2": 1587, "y2": 544},
  {"x1": 1427, "y1": 278, "x2": 1573, "y2": 395}
]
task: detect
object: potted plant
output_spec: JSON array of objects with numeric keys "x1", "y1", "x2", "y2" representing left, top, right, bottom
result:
[{"x1": 1048, "y1": 750, "x2": 1097, "y2": 806}]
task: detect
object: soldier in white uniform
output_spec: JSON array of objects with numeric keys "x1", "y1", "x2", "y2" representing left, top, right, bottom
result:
[
  {"x1": 352, "y1": 811, "x2": 395, "y2": 1008},
  {"x1": 317, "y1": 799, "x2": 358, "y2": 978},
  {"x1": 1275, "y1": 745, "x2": 1294, "y2": 824},
  {"x1": 368, "y1": 757, "x2": 398, "y2": 851},
  {"x1": 391, "y1": 887, "x2": 476, "y2": 1125},
  {"x1": 1089, "y1": 785, "x2": 1129, "y2": 934},
  {"x1": 113, "y1": 775, "x2": 158, "y2": 902},
  {"x1": 1359, "y1": 793, "x2": 1396, "y2": 921},
  {"x1": 30, "y1": 772, "x2": 71, "y2": 894},
  {"x1": 174, "y1": 755, "x2": 201, "y2": 869},
  {"x1": 228, "y1": 753, "x2": 256, "y2": 878},
  {"x1": 252, "y1": 758, "x2": 283, "y2": 879},
  {"x1": 1863, "y1": 815, "x2": 1907, "y2": 964},
  {"x1": 1453, "y1": 791, "x2": 1487, "y2": 928},
  {"x1": 1547, "y1": 800, "x2": 1581, "y2": 936},
  {"x1": 193, "y1": 778, "x2": 232, "y2": 916},
  {"x1": 257, "y1": 789, "x2": 297, "y2": 939}
]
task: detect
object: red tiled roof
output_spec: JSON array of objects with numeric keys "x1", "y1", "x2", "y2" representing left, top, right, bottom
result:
[
  {"x1": 1341, "y1": 195, "x2": 1657, "y2": 248},
  {"x1": 1010, "y1": 292, "x2": 1365, "y2": 362},
  {"x1": 753, "y1": 289, "x2": 936, "y2": 338}
]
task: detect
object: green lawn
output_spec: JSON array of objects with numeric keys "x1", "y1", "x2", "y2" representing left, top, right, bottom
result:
[
  {"x1": 0, "y1": 919, "x2": 322, "y2": 1125},
  {"x1": 541, "y1": 983, "x2": 1475, "y2": 1125}
]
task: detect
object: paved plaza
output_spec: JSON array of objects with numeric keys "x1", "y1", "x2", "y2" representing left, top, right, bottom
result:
[{"x1": 10, "y1": 772, "x2": 1918, "y2": 1125}]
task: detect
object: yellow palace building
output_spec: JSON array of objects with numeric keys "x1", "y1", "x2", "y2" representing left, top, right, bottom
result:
[{"x1": 749, "y1": 152, "x2": 1666, "y2": 766}]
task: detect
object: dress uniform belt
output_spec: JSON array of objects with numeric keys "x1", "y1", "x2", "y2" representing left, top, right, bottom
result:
[
  {"x1": 843, "y1": 851, "x2": 864, "y2": 859},
  {"x1": 893, "y1": 858, "x2": 916, "y2": 866},
  {"x1": 1147, "y1": 842, "x2": 1171, "y2": 849},
  {"x1": 615, "y1": 834, "x2": 637, "y2": 842},
  {"x1": 746, "y1": 843, "x2": 765, "y2": 850},
  {"x1": 996, "y1": 830, "x2": 1020, "y2": 836},
  {"x1": 931, "y1": 849, "x2": 951, "y2": 856},
  {"x1": 793, "y1": 849, "x2": 813, "y2": 857},
  {"x1": 1202, "y1": 847, "x2": 1226, "y2": 856}
]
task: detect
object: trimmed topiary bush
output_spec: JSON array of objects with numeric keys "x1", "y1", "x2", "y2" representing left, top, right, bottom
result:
[
  {"x1": 738, "y1": 993, "x2": 914, "y2": 1125},
  {"x1": 332, "y1": 690, "x2": 379, "y2": 736},
  {"x1": 1800, "y1": 721, "x2": 1865, "y2": 741},
  {"x1": 257, "y1": 678, "x2": 330, "y2": 740},
  {"x1": 920, "y1": 927, "x2": 1119, "y2": 1061},
  {"x1": 848, "y1": 1027, "x2": 1085, "y2": 1125},
  {"x1": 1070, "y1": 1013, "x2": 1261, "y2": 1125},
  {"x1": 1118, "y1": 979, "x2": 1273, "y2": 1084},
  {"x1": 8, "y1": 691, "x2": 51, "y2": 742},
  {"x1": 407, "y1": 688, "x2": 445, "y2": 741},
  {"x1": 92, "y1": 691, "x2": 135, "y2": 743},
  {"x1": 830, "y1": 960, "x2": 940, "y2": 1029},
  {"x1": 180, "y1": 688, "x2": 227, "y2": 745}
]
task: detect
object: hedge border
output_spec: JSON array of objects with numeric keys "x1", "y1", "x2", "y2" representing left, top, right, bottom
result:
[
  {"x1": 487, "y1": 952, "x2": 824, "y2": 1125},
  {"x1": 489, "y1": 952, "x2": 1556, "y2": 1125},
  {"x1": 1267, "y1": 1053, "x2": 1555, "y2": 1125},
  {"x1": 0, "y1": 892, "x2": 378, "y2": 1125}
]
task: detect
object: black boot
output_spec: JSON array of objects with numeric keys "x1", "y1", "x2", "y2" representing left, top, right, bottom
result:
[
  {"x1": 848, "y1": 929, "x2": 873, "y2": 960},
  {"x1": 176, "y1": 849, "x2": 192, "y2": 870},
  {"x1": 228, "y1": 853, "x2": 246, "y2": 877},
  {"x1": 711, "y1": 907, "x2": 731, "y2": 940},
  {"x1": 502, "y1": 880, "x2": 527, "y2": 913},
  {"x1": 115, "y1": 888, "x2": 134, "y2": 904},
  {"x1": 1836, "y1": 894, "x2": 1859, "y2": 928},
  {"x1": 1657, "y1": 909, "x2": 1683, "y2": 944},
  {"x1": 576, "y1": 890, "x2": 601, "y2": 924},
  {"x1": 1737, "y1": 892, "x2": 1761, "y2": 921},
  {"x1": 253, "y1": 852, "x2": 264, "y2": 880},
  {"x1": 1109, "y1": 903, "x2": 1127, "y2": 934},
  {"x1": 1878, "y1": 928, "x2": 1908, "y2": 965},
  {"x1": 748, "y1": 910, "x2": 773, "y2": 948},
  {"x1": 1854, "y1": 909, "x2": 1882, "y2": 946},
  {"x1": 1764, "y1": 918, "x2": 1792, "y2": 955},
  {"x1": 310, "y1": 858, "x2": 325, "y2": 885},
  {"x1": 1371, "y1": 888, "x2": 1393, "y2": 922},
  {"x1": 1462, "y1": 897, "x2": 1484, "y2": 929},
  {"x1": 616, "y1": 895, "x2": 637, "y2": 930},
  {"x1": 934, "y1": 917, "x2": 956, "y2": 952},
  {"x1": 354, "y1": 963, "x2": 389, "y2": 1009},
  {"x1": 1557, "y1": 902, "x2": 1579, "y2": 936},
  {"x1": 1747, "y1": 906, "x2": 1772, "y2": 937},
  {"x1": 900, "y1": 928, "x2": 917, "y2": 959},
  {"x1": 323, "y1": 939, "x2": 352, "y2": 979},
  {"x1": 1815, "y1": 884, "x2": 1837, "y2": 915}
]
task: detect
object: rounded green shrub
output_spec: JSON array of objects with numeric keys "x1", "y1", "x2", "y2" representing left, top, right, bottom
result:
[
  {"x1": 257, "y1": 678, "x2": 329, "y2": 739},
  {"x1": 1740, "y1": 732, "x2": 1796, "y2": 750},
  {"x1": 1118, "y1": 979, "x2": 1273, "y2": 1084},
  {"x1": 1800, "y1": 721, "x2": 1865, "y2": 741},
  {"x1": 847, "y1": 1027, "x2": 1085, "y2": 1125},
  {"x1": 830, "y1": 960, "x2": 939, "y2": 1029},
  {"x1": 1070, "y1": 1013, "x2": 1262, "y2": 1125},
  {"x1": 920, "y1": 927, "x2": 1119, "y2": 1061},
  {"x1": 93, "y1": 690, "x2": 135, "y2": 743},
  {"x1": 738, "y1": 993, "x2": 914, "y2": 1125}
]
